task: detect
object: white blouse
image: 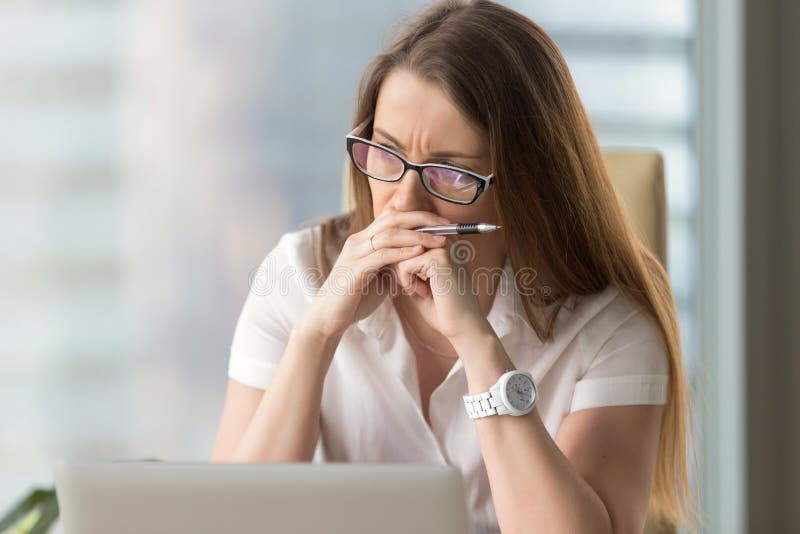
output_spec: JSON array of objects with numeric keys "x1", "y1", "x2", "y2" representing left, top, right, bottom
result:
[{"x1": 228, "y1": 224, "x2": 670, "y2": 534}]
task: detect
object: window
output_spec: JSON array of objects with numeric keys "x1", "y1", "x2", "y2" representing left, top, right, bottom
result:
[{"x1": 1, "y1": 2, "x2": 713, "y2": 527}]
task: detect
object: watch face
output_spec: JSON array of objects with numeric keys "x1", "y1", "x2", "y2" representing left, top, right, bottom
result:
[{"x1": 505, "y1": 373, "x2": 535, "y2": 410}]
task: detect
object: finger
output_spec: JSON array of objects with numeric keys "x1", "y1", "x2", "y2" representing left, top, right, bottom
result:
[
  {"x1": 395, "y1": 260, "x2": 414, "y2": 295},
  {"x1": 369, "y1": 227, "x2": 447, "y2": 256},
  {"x1": 354, "y1": 210, "x2": 449, "y2": 258},
  {"x1": 396, "y1": 253, "x2": 432, "y2": 294},
  {"x1": 358, "y1": 244, "x2": 426, "y2": 279},
  {"x1": 368, "y1": 209, "x2": 451, "y2": 237},
  {"x1": 400, "y1": 247, "x2": 455, "y2": 292}
]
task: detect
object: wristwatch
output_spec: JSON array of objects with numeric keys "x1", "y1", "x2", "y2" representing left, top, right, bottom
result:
[{"x1": 462, "y1": 369, "x2": 537, "y2": 419}]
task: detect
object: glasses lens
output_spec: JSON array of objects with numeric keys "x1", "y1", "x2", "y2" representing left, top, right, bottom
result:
[
  {"x1": 422, "y1": 167, "x2": 480, "y2": 203},
  {"x1": 352, "y1": 142, "x2": 404, "y2": 181}
]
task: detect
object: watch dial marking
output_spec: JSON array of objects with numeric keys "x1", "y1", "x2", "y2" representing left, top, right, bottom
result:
[{"x1": 506, "y1": 374, "x2": 535, "y2": 410}]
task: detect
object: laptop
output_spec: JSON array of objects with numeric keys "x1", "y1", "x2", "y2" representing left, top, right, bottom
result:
[{"x1": 54, "y1": 460, "x2": 474, "y2": 534}]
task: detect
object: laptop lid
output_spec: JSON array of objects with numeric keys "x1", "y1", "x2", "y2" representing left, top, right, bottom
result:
[{"x1": 54, "y1": 460, "x2": 473, "y2": 534}]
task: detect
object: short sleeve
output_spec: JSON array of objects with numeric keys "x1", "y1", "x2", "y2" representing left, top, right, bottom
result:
[
  {"x1": 227, "y1": 229, "x2": 327, "y2": 463},
  {"x1": 570, "y1": 307, "x2": 671, "y2": 413},
  {"x1": 227, "y1": 232, "x2": 311, "y2": 390}
]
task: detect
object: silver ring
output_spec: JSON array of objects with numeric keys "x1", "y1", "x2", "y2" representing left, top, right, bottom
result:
[{"x1": 368, "y1": 234, "x2": 377, "y2": 253}]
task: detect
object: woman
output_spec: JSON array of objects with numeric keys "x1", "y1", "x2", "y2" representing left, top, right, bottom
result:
[{"x1": 211, "y1": 1, "x2": 699, "y2": 533}]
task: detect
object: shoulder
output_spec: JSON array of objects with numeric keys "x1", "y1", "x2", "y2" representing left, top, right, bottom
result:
[
  {"x1": 580, "y1": 287, "x2": 669, "y2": 375},
  {"x1": 560, "y1": 285, "x2": 669, "y2": 375},
  {"x1": 251, "y1": 214, "x2": 352, "y2": 302},
  {"x1": 244, "y1": 224, "x2": 323, "y2": 322},
  {"x1": 263, "y1": 224, "x2": 319, "y2": 271},
  {"x1": 254, "y1": 223, "x2": 323, "y2": 284},
  {"x1": 569, "y1": 285, "x2": 662, "y2": 345}
]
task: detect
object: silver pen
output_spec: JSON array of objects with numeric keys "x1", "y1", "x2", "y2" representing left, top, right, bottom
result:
[{"x1": 412, "y1": 223, "x2": 502, "y2": 235}]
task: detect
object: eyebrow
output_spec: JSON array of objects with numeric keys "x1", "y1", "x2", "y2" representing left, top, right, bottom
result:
[{"x1": 373, "y1": 127, "x2": 483, "y2": 159}]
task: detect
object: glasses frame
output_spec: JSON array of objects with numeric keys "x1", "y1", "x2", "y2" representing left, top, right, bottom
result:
[{"x1": 345, "y1": 117, "x2": 494, "y2": 205}]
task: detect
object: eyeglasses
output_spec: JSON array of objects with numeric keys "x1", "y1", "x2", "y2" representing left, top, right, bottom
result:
[{"x1": 345, "y1": 117, "x2": 494, "y2": 205}]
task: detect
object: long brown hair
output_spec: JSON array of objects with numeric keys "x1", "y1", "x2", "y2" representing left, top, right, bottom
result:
[{"x1": 313, "y1": 0, "x2": 700, "y2": 530}]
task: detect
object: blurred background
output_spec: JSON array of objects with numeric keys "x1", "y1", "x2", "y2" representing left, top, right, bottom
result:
[{"x1": 1, "y1": 0, "x2": 797, "y2": 533}]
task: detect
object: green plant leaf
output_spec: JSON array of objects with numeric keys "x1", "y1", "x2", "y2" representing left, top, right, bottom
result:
[
  {"x1": 0, "y1": 489, "x2": 46, "y2": 531},
  {"x1": 28, "y1": 491, "x2": 58, "y2": 534},
  {"x1": 0, "y1": 488, "x2": 58, "y2": 534}
]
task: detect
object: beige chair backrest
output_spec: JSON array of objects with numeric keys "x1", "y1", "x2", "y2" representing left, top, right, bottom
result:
[
  {"x1": 341, "y1": 149, "x2": 673, "y2": 534},
  {"x1": 342, "y1": 149, "x2": 667, "y2": 268},
  {"x1": 602, "y1": 149, "x2": 668, "y2": 268}
]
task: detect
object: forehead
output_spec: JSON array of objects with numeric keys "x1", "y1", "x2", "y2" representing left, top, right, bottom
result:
[{"x1": 373, "y1": 68, "x2": 485, "y2": 152}]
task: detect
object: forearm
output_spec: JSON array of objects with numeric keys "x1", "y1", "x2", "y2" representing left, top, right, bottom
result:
[
  {"x1": 230, "y1": 316, "x2": 341, "y2": 463},
  {"x1": 452, "y1": 329, "x2": 613, "y2": 534}
]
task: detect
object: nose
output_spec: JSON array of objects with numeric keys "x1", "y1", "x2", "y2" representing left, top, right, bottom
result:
[{"x1": 386, "y1": 168, "x2": 435, "y2": 212}]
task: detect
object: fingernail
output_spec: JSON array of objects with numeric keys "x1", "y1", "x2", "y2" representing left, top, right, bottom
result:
[
  {"x1": 433, "y1": 235, "x2": 446, "y2": 242},
  {"x1": 437, "y1": 216, "x2": 450, "y2": 223}
]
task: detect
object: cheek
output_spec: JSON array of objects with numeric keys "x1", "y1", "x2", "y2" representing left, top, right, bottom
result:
[
  {"x1": 369, "y1": 181, "x2": 395, "y2": 217},
  {"x1": 439, "y1": 195, "x2": 493, "y2": 222},
  {"x1": 465, "y1": 187, "x2": 498, "y2": 220}
]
